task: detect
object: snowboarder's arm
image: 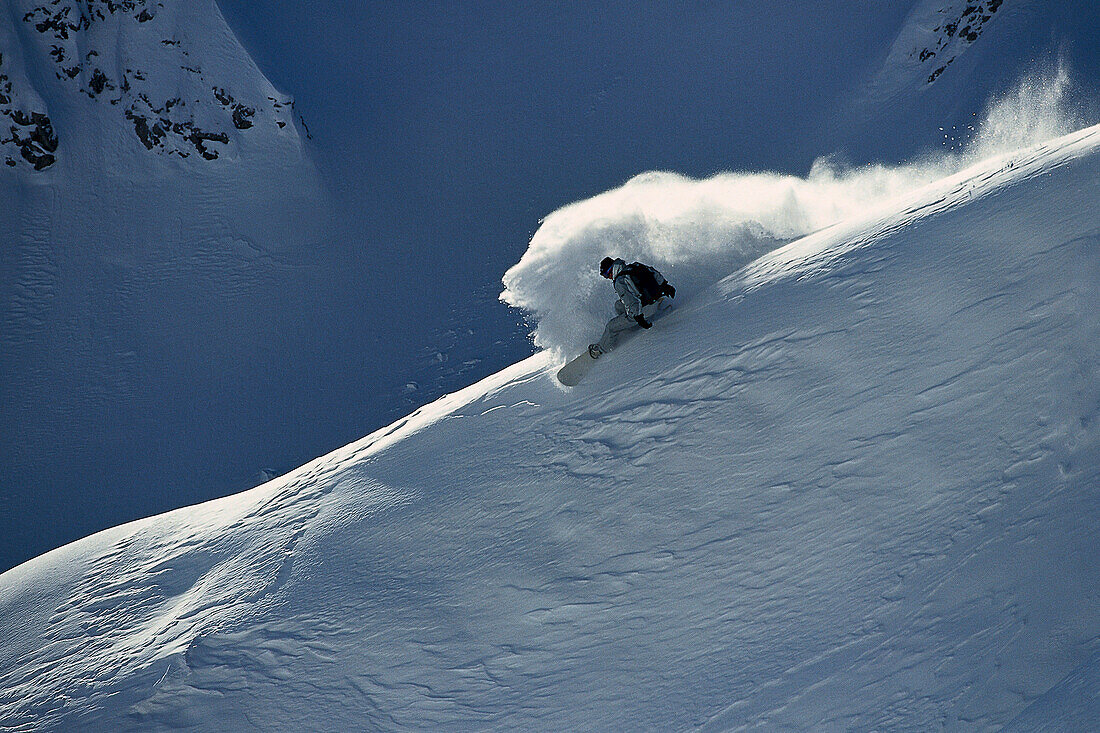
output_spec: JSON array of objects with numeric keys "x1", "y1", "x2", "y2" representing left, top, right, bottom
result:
[{"x1": 613, "y1": 276, "x2": 644, "y2": 317}]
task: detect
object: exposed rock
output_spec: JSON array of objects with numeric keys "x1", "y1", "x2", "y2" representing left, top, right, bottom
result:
[
  {"x1": 125, "y1": 108, "x2": 165, "y2": 150},
  {"x1": 231, "y1": 103, "x2": 254, "y2": 129},
  {"x1": 28, "y1": 112, "x2": 58, "y2": 152},
  {"x1": 20, "y1": 145, "x2": 54, "y2": 170},
  {"x1": 3, "y1": 109, "x2": 60, "y2": 170},
  {"x1": 6, "y1": 0, "x2": 303, "y2": 170},
  {"x1": 187, "y1": 128, "x2": 229, "y2": 159},
  {"x1": 928, "y1": 62, "x2": 951, "y2": 84},
  {"x1": 88, "y1": 68, "x2": 110, "y2": 95},
  {"x1": 915, "y1": 0, "x2": 1004, "y2": 85}
]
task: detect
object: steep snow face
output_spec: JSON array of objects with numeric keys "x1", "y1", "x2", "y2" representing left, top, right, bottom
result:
[
  {"x1": 870, "y1": 0, "x2": 1008, "y2": 91},
  {"x1": 2, "y1": 124, "x2": 1098, "y2": 729},
  {"x1": 830, "y1": 0, "x2": 1100, "y2": 163},
  {"x1": 3, "y1": 0, "x2": 306, "y2": 169},
  {"x1": 0, "y1": 0, "x2": 327, "y2": 572}
]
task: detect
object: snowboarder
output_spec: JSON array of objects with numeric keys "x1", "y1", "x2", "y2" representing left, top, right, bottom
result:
[{"x1": 588, "y1": 257, "x2": 675, "y2": 359}]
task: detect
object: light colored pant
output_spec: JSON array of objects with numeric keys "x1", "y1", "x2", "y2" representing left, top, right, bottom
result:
[{"x1": 595, "y1": 297, "x2": 672, "y2": 354}]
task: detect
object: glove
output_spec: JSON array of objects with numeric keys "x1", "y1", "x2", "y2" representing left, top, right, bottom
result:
[
  {"x1": 635, "y1": 315, "x2": 652, "y2": 329},
  {"x1": 662, "y1": 283, "x2": 676, "y2": 298}
]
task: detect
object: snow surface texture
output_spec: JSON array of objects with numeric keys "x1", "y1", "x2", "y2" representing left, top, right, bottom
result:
[
  {"x1": 2, "y1": 0, "x2": 305, "y2": 167},
  {"x1": 2, "y1": 120, "x2": 1099, "y2": 729},
  {"x1": 501, "y1": 66, "x2": 1085, "y2": 359},
  {"x1": 868, "y1": 0, "x2": 1009, "y2": 91},
  {"x1": 0, "y1": 0, "x2": 328, "y2": 571},
  {"x1": 6, "y1": 0, "x2": 1100, "y2": 577}
]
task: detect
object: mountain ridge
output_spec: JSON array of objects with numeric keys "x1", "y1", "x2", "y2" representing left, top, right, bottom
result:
[{"x1": 2, "y1": 0, "x2": 308, "y2": 170}]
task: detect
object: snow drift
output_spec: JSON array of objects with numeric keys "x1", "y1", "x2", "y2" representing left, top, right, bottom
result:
[
  {"x1": 501, "y1": 67, "x2": 1087, "y2": 358},
  {"x1": 2, "y1": 115, "x2": 1100, "y2": 728}
]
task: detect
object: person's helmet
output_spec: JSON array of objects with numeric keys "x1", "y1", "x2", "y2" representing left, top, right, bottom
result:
[{"x1": 599, "y1": 257, "x2": 615, "y2": 278}]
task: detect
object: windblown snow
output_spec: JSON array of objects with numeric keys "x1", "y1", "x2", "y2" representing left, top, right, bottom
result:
[
  {"x1": 501, "y1": 66, "x2": 1086, "y2": 359},
  {"x1": 2, "y1": 102, "x2": 1099, "y2": 729}
]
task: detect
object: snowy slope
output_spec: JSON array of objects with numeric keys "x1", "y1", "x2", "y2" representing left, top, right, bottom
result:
[
  {"x1": 6, "y1": 0, "x2": 1099, "y2": 579},
  {"x1": 832, "y1": 0, "x2": 1100, "y2": 163},
  {"x1": 2, "y1": 121, "x2": 1099, "y2": 729},
  {"x1": 0, "y1": 0, "x2": 329, "y2": 572}
]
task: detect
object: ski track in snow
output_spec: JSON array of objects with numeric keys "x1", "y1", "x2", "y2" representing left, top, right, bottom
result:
[{"x1": 2, "y1": 125, "x2": 1100, "y2": 729}]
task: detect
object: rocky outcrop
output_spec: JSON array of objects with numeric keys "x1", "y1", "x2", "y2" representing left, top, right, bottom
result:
[
  {"x1": 3, "y1": 0, "x2": 307, "y2": 171},
  {"x1": 916, "y1": 1, "x2": 1005, "y2": 84},
  {"x1": 1, "y1": 53, "x2": 58, "y2": 170}
]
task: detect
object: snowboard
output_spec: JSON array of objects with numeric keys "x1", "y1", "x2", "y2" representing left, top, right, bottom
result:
[
  {"x1": 556, "y1": 350, "x2": 596, "y2": 386},
  {"x1": 557, "y1": 300, "x2": 673, "y2": 386}
]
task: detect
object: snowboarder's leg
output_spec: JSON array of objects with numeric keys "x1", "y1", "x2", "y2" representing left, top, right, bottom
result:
[
  {"x1": 595, "y1": 313, "x2": 636, "y2": 355},
  {"x1": 591, "y1": 297, "x2": 672, "y2": 357}
]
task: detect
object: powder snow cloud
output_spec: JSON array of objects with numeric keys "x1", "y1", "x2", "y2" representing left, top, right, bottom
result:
[{"x1": 501, "y1": 65, "x2": 1087, "y2": 358}]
